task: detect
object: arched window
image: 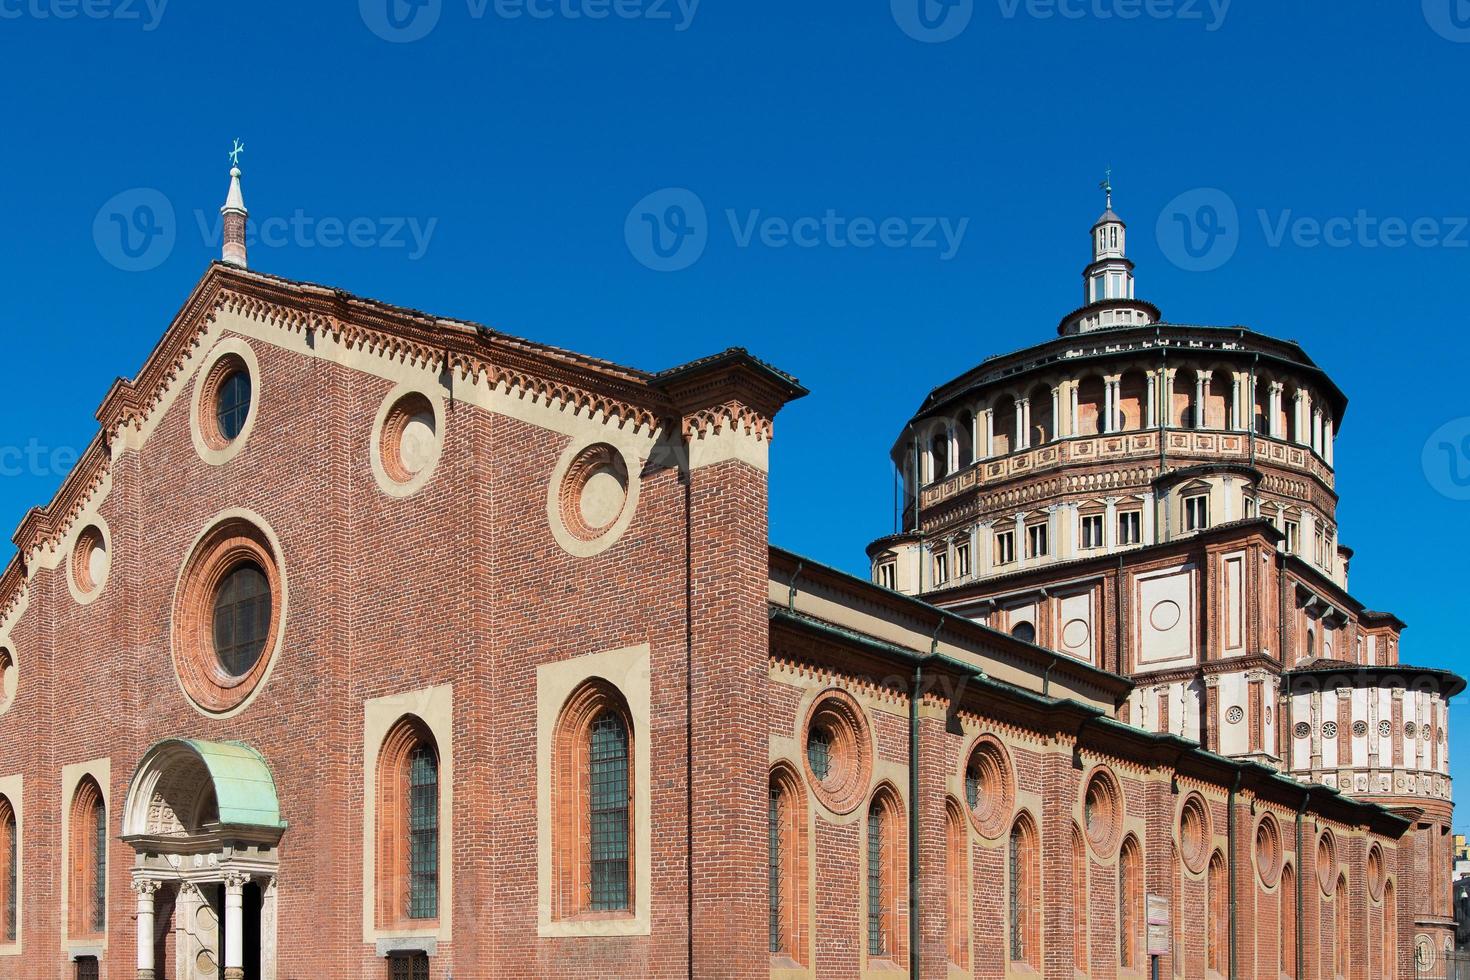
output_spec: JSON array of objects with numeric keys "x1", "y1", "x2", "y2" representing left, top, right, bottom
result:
[
  {"x1": 1076, "y1": 376, "x2": 1105, "y2": 436},
  {"x1": 1072, "y1": 823, "x2": 1088, "y2": 973},
  {"x1": 0, "y1": 795, "x2": 14, "y2": 942},
  {"x1": 1118, "y1": 370, "x2": 1148, "y2": 431},
  {"x1": 991, "y1": 396, "x2": 1016, "y2": 457},
  {"x1": 1118, "y1": 835, "x2": 1142, "y2": 968},
  {"x1": 69, "y1": 777, "x2": 105, "y2": 937},
  {"x1": 1382, "y1": 879, "x2": 1395, "y2": 977},
  {"x1": 1253, "y1": 377, "x2": 1271, "y2": 435},
  {"x1": 553, "y1": 680, "x2": 634, "y2": 920},
  {"x1": 955, "y1": 411, "x2": 975, "y2": 469},
  {"x1": 1028, "y1": 384, "x2": 1054, "y2": 445},
  {"x1": 768, "y1": 764, "x2": 808, "y2": 965},
  {"x1": 866, "y1": 787, "x2": 904, "y2": 963},
  {"x1": 930, "y1": 431, "x2": 950, "y2": 482},
  {"x1": 375, "y1": 716, "x2": 440, "y2": 926},
  {"x1": 1335, "y1": 874, "x2": 1349, "y2": 977},
  {"x1": 1204, "y1": 371, "x2": 1232, "y2": 429},
  {"x1": 1171, "y1": 370, "x2": 1196, "y2": 428},
  {"x1": 1281, "y1": 863, "x2": 1297, "y2": 978},
  {"x1": 1009, "y1": 814, "x2": 1039, "y2": 968},
  {"x1": 1207, "y1": 850, "x2": 1227, "y2": 973},
  {"x1": 945, "y1": 798, "x2": 969, "y2": 969}
]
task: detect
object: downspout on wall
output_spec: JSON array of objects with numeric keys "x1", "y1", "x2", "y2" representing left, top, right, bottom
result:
[
  {"x1": 1228, "y1": 770, "x2": 1241, "y2": 980},
  {"x1": 1295, "y1": 789, "x2": 1310, "y2": 979}
]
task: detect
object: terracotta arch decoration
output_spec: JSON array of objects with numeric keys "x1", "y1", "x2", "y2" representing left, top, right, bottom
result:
[{"x1": 376, "y1": 715, "x2": 440, "y2": 928}]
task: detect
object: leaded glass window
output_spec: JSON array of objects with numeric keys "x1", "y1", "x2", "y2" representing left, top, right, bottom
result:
[
  {"x1": 807, "y1": 727, "x2": 831, "y2": 783},
  {"x1": 212, "y1": 562, "x2": 271, "y2": 677},
  {"x1": 589, "y1": 711, "x2": 630, "y2": 911},
  {"x1": 769, "y1": 786, "x2": 784, "y2": 953},
  {"x1": 1009, "y1": 825, "x2": 1025, "y2": 962},
  {"x1": 407, "y1": 743, "x2": 438, "y2": 920},
  {"x1": 867, "y1": 804, "x2": 887, "y2": 957},
  {"x1": 216, "y1": 370, "x2": 252, "y2": 442},
  {"x1": 4, "y1": 808, "x2": 14, "y2": 942},
  {"x1": 91, "y1": 796, "x2": 105, "y2": 933}
]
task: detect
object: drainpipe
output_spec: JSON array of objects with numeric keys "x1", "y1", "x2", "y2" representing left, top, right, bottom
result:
[
  {"x1": 1295, "y1": 789, "x2": 1310, "y2": 979},
  {"x1": 1228, "y1": 769, "x2": 1241, "y2": 980},
  {"x1": 912, "y1": 425, "x2": 924, "y2": 594}
]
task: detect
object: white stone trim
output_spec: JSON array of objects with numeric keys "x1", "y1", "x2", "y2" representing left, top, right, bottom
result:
[
  {"x1": 369, "y1": 382, "x2": 447, "y2": 499},
  {"x1": 537, "y1": 643, "x2": 652, "y2": 938},
  {"x1": 361, "y1": 683, "x2": 455, "y2": 945}
]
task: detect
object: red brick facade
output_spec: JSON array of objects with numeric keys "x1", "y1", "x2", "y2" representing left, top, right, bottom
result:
[{"x1": 0, "y1": 264, "x2": 1426, "y2": 978}]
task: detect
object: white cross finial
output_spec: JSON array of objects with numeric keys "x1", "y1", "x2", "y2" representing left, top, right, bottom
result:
[{"x1": 229, "y1": 139, "x2": 245, "y2": 169}]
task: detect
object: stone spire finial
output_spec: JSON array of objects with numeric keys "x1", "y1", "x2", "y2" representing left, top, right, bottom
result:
[
  {"x1": 1100, "y1": 166, "x2": 1113, "y2": 211},
  {"x1": 220, "y1": 140, "x2": 248, "y2": 268}
]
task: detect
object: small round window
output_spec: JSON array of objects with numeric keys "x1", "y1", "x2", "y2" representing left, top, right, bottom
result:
[
  {"x1": 1010, "y1": 621, "x2": 1036, "y2": 644},
  {"x1": 381, "y1": 393, "x2": 438, "y2": 485},
  {"x1": 0, "y1": 646, "x2": 14, "y2": 715},
  {"x1": 212, "y1": 561, "x2": 272, "y2": 678},
  {"x1": 964, "y1": 735, "x2": 1014, "y2": 839}
]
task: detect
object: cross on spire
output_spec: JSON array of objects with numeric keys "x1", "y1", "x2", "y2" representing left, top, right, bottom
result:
[{"x1": 1099, "y1": 166, "x2": 1113, "y2": 210}]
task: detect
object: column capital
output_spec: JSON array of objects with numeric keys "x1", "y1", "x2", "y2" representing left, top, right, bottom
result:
[
  {"x1": 131, "y1": 878, "x2": 162, "y2": 897},
  {"x1": 222, "y1": 870, "x2": 251, "y2": 890}
]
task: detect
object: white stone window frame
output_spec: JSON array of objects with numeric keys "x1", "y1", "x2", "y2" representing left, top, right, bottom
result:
[
  {"x1": 1079, "y1": 513, "x2": 1105, "y2": 550},
  {"x1": 536, "y1": 643, "x2": 652, "y2": 938},
  {"x1": 60, "y1": 758, "x2": 110, "y2": 959},
  {"x1": 0, "y1": 774, "x2": 21, "y2": 956},
  {"x1": 1116, "y1": 510, "x2": 1142, "y2": 546},
  {"x1": 361, "y1": 684, "x2": 455, "y2": 950}
]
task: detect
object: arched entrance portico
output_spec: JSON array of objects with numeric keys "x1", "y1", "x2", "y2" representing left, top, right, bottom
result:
[{"x1": 121, "y1": 739, "x2": 285, "y2": 980}]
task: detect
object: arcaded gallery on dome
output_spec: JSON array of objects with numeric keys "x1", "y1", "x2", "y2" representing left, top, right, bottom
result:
[{"x1": 0, "y1": 170, "x2": 1456, "y2": 979}]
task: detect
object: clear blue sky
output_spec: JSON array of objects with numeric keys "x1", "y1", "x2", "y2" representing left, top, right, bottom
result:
[{"x1": 2, "y1": 1, "x2": 1468, "y2": 825}]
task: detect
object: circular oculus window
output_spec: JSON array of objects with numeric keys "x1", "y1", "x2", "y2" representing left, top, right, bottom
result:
[
  {"x1": 172, "y1": 516, "x2": 284, "y2": 715},
  {"x1": 801, "y1": 689, "x2": 872, "y2": 815},
  {"x1": 200, "y1": 354, "x2": 253, "y2": 450},
  {"x1": 560, "y1": 444, "x2": 630, "y2": 542},
  {"x1": 1316, "y1": 831, "x2": 1337, "y2": 895},
  {"x1": 964, "y1": 736, "x2": 1015, "y2": 839},
  {"x1": 1255, "y1": 814, "x2": 1282, "y2": 887},
  {"x1": 371, "y1": 386, "x2": 445, "y2": 498},
  {"x1": 1367, "y1": 843, "x2": 1386, "y2": 901},
  {"x1": 71, "y1": 524, "x2": 110, "y2": 598},
  {"x1": 0, "y1": 646, "x2": 14, "y2": 715},
  {"x1": 1082, "y1": 768, "x2": 1123, "y2": 857},
  {"x1": 1179, "y1": 793, "x2": 1210, "y2": 874}
]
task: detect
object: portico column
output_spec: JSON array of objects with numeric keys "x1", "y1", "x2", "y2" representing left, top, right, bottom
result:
[
  {"x1": 1269, "y1": 382, "x2": 1284, "y2": 438},
  {"x1": 1231, "y1": 374, "x2": 1243, "y2": 429},
  {"x1": 1103, "y1": 379, "x2": 1114, "y2": 434},
  {"x1": 1145, "y1": 373, "x2": 1157, "y2": 428},
  {"x1": 1068, "y1": 382, "x2": 1079, "y2": 437},
  {"x1": 983, "y1": 408, "x2": 994, "y2": 459},
  {"x1": 133, "y1": 878, "x2": 161, "y2": 979},
  {"x1": 1194, "y1": 371, "x2": 1209, "y2": 429},
  {"x1": 1018, "y1": 397, "x2": 1030, "y2": 450},
  {"x1": 224, "y1": 871, "x2": 249, "y2": 980}
]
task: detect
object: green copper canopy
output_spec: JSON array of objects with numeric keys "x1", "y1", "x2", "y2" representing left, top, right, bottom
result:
[{"x1": 127, "y1": 737, "x2": 284, "y2": 831}]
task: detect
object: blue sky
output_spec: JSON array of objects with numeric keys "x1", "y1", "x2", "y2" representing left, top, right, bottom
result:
[{"x1": 2, "y1": 1, "x2": 1468, "y2": 825}]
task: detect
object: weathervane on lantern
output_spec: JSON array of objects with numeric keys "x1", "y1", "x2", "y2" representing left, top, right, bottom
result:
[{"x1": 1100, "y1": 166, "x2": 1113, "y2": 210}]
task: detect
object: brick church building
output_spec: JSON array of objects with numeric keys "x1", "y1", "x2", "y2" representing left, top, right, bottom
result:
[{"x1": 0, "y1": 166, "x2": 1452, "y2": 978}]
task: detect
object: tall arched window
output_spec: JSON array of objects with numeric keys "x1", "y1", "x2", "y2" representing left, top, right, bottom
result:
[
  {"x1": 768, "y1": 764, "x2": 807, "y2": 965},
  {"x1": 1118, "y1": 835, "x2": 1142, "y2": 968},
  {"x1": 1382, "y1": 879, "x2": 1395, "y2": 977},
  {"x1": 991, "y1": 396, "x2": 1016, "y2": 457},
  {"x1": 375, "y1": 716, "x2": 440, "y2": 926},
  {"x1": 1118, "y1": 370, "x2": 1148, "y2": 431},
  {"x1": 1171, "y1": 369, "x2": 1196, "y2": 428},
  {"x1": 1335, "y1": 874, "x2": 1349, "y2": 977},
  {"x1": 1072, "y1": 823, "x2": 1088, "y2": 973},
  {"x1": 866, "y1": 786, "x2": 904, "y2": 963},
  {"x1": 1009, "y1": 814, "x2": 1039, "y2": 968},
  {"x1": 0, "y1": 795, "x2": 14, "y2": 942},
  {"x1": 1028, "y1": 384, "x2": 1054, "y2": 445},
  {"x1": 955, "y1": 411, "x2": 975, "y2": 469},
  {"x1": 1077, "y1": 376, "x2": 1106, "y2": 436},
  {"x1": 1207, "y1": 850, "x2": 1227, "y2": 973},
  {"x1": 945, "y1": 798, "x2": 969, "y2": 969},
  {"x1": 930, "y1": 432, "x2": 950, "y2": 482},
  {"x1": 69, "y1": 777, "x2": 105, "y2": 937},
  {"x1": 1281, "y1": 863, "x2": 1297, "y2": 978},
  {"x1": 553, "y1": 680, "x2": 635, "y2": 920}
]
